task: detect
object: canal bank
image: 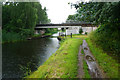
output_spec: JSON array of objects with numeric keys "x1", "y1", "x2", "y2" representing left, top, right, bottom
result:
[
  {"x1": 3, "y1": 34, "x2": 118, "y2": 78},
  {"x1": 27, "y1": 35, "x2": 119, "y2": 78},
  {"x1": 29, "y1": 31, "x2": 58, "y2": 40},
  {"x1": 2, "y1": 31, "x2": 58, "y2": 44},
  {"x1": 27, "y1": 37, "x2": 83, "y2": 78}
]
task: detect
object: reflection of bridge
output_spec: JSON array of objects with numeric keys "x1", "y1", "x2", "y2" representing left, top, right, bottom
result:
[{"x1": 35, "y1": 22, "x2": 97, "y2": 30}]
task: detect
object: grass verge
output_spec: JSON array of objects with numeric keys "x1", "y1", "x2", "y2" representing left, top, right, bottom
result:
[
  {"x1": 86, "y1": 38, "x2": 119, "y2": 78},
  {"x1": 67, "y1": 34, "x2": 88, "y2": 40},
  {"x1": 81, "y1": 49, "x2": 84, "y2": 54},
  {"x1": 27, "y1": 38, "x2": 83, "y2": 78},
  {"x1": 83, "y1": 59, "x2": 91, "y2": 78}
]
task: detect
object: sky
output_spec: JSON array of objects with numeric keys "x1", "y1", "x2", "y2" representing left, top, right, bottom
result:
[{"x1": 39, "y1": 0, "x2": 89, "y2": 23}]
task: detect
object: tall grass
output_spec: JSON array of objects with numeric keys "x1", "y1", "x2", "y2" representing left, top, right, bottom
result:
[
  {"x1": 86, "y1": 38, "x2": 119, "y2": 78},
  {"x1": 87, "y1": 23, "x2": 119, "y2": 78}
]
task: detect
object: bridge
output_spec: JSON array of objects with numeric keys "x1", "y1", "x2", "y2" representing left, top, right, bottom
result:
[{"x1": 35, "y1": 22, "x2": 97, "y2": 30}]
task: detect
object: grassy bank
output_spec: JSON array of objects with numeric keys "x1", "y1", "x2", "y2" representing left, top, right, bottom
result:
[
  {"x1": 26, "y1": 34, "x2": 119, "y2": 78},
  {"x1": 2, "y1": 30, "x2": 58, "y2": 44},
  {"x1": 27, "y1": 38, "x2": 83, "y2": 78},
  {"x1": 86, "y1": 38, "x2": 119, "y2": 78},
  {"x1": 66, "y1": 34, "x2": 88, "y2": 40}
]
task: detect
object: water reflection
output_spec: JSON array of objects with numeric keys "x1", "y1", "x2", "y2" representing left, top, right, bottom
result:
[
  {"x1": 52, "y1": 32, "x2": 59, "y2": 36},
  {"x1": 2, "y1": 38, "x2": 59, "y2": 78}
]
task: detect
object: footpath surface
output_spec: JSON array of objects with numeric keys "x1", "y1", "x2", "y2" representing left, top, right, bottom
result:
[{"x1": 77, "y1": 39, "x2": 104, "y2": 78}]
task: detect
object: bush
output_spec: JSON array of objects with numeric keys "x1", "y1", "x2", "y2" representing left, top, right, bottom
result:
[
  {"x1": 89, "y1": 23, "x2": 120, "y2": 56},
  {"x1": 2, "y1": 30, "x2": 21, "y2": 43},
  {"x1": 2, "y1": 29, "x2": 34, "y2": 43},
  {"x1": 79, "y1": 28, "x2": 83, "y2": 34},
  {"x1": 20, "y1": 29, "x2": 34, "y2": 39},
  {"x1": 85, "y1": 32, "x2": 87, "y2": 35}
]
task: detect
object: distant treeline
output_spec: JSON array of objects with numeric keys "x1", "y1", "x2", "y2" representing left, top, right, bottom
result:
[
  {"x1": 67, "y1": 2, "x2": 120, "y2": 56},
  {"x1": 2, "y1": 2, "x2": 51, "y2": 43}
]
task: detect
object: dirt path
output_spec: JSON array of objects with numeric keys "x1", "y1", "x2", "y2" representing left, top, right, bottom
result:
[
  {"x1": 78, "y1": 39, "x2": 104, "y2": 78},
  {"x1": 77, "y1": 45, "x2": 84, "y2": 78}
]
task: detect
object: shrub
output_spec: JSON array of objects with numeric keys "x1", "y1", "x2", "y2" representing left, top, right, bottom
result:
[
  {"x1": 2, "y1": 30, "x2": 21, "y2": 43},
  {"x1": 89, "y1": 23, "x2": 120, "y2": 56},
  {"x1": 85, "y1": 32, "x2": 87, "y2": 35},
  {"x1": 79, "y1": 28, "x2": 83, "y2": 34}
]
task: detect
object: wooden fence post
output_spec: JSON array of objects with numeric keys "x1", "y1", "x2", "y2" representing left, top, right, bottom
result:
[
  {"x1": 59, "y1": 32, "x2": 60, "y2": 36},
  {"x1": 71, "y1": 33, "x2": 72, "y2": 38}
]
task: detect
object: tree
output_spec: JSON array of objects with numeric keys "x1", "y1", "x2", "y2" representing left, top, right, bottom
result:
[
  {"x1": 79, "y1": 28, "x2": 83, "y2": 34},
  {"x1": 2, "y1": 2, "x2": 51, "y2": 42},
  {"x1": 67, "y1": 2, "x2": 120, "y2": 55}
]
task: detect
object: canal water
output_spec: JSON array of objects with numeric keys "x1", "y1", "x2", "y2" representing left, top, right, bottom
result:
[{"x1": 2, "y1": 33, "x2": 59, "y2": 78}]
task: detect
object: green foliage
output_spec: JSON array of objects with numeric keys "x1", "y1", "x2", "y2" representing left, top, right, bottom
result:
[
  {"x1": 86, "y1": 38, "x2": 119, "y2": 78},
  {"x1": 2, "y1": 2, "x2": 50, "y2": 43},
  {"x1": 67, "y1": 2, "x2": 120, "y2": 24},
  {"x1": 44, "y1": 28, "x2": 58, "y2": 33},
  {"x1": 85, "y1": 32, "x2": 87, "y2": 35},
  {"x1": 67, "y1": 15, "x2": 76, "y2": 21},
  {"x1": 19, "y1": 63, "x2": 31, "y2": 77},
  {"x1": 33, "y1": 34, "x2": 41, "y2": 37},
  {"x1": 67, "y1": 2, "x2": 120, "y2": 56},
  {"x1": 94, "y1": 2, "x2": 120, "y2": 24},
  {"x1": 79, "y1": 28, "x2": 83, "y2": 34},
  {"x1": 2, "y1": 30, "x2": 21, "y2": 43},
  {"x1": 67, "y1": 2, "x2": 98, "y2": 22},
  {"x1": 34, "y1": 3, "x2": 50, "y2": 24},
  {"x1": 83, "y1": 60, "x2": 91, "y2": 78},
  {"x1": 20, "y1": 29, "x2": 34, "y2": 38},
  {"x1": 89, "y1": 23, "x2": 120, "y2": 56},
  {"x1": 81, "y1": 49, "x2": 84, "y2": 54}
]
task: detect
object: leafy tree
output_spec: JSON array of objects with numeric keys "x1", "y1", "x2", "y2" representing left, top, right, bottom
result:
[
  {"x1": 79, "y1": 28, "x2": 83, "y2": 34},
  {"x1": 2, "y1": 2, "x2": 51, "y2": 42},
  {"x1": 67, "y1": 2, "x2": 120, "y2": 55}
]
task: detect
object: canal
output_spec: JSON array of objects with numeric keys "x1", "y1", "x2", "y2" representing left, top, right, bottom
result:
[{"x1": 2, "y1": 33, "x2": 59, "y2": 78}]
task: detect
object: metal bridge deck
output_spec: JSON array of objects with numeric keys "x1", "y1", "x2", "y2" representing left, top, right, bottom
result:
[{"x1": 35, "y1": 23, "x2": 97, "y2": 30}]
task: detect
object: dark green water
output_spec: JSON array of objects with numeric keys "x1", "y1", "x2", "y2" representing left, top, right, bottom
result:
[{"x1": 2, "y1": 37, "x2": 59, "y2": 78}]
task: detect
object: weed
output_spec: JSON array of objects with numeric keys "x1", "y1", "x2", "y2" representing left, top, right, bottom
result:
[{"x1": 81, "y1": 49, "x2": 84, "y2": 54}]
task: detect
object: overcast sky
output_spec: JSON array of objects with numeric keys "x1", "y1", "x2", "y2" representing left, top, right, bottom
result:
[{"x1": 39, "y1": 0, "x2": 89, "y2": 23}]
